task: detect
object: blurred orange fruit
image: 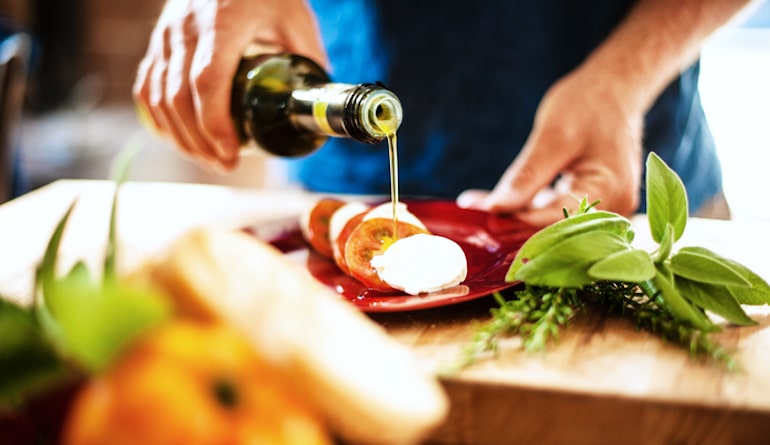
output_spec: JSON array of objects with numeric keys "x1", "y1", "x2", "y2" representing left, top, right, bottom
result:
[{"x1": 61, "y1": 320, "x2": 331, "y2": 445}]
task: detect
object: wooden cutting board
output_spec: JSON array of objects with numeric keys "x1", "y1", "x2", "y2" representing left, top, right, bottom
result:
[{"x1": 1, "y1": 180, "x2": 769, "y2": 445}]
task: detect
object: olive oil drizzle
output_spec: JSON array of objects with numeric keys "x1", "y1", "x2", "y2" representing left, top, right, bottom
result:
[
  {"x1": 372, "y1": 100, "x2": 401, "y2": 240},
  {"x1": 387, "y1": 132, "x2": 399, "y2": 238}
]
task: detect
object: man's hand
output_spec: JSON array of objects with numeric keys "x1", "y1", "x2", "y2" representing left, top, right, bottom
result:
[
  {"x1": 133, "y1": 0, "x2": 327, "y2": 171},
  {"x1": 458, "y1": 67, "x2": 644, "y2": 227}
]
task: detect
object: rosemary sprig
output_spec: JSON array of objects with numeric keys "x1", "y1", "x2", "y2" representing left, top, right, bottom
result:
[
  {"x1": 589, "y1": 282, "x2": 735, "y2": 369},
  {"x1": 444, "y1": 286, "x2": 579, "y2": 374},
  {"x1": 450, "y1": 280, "x2": 735, "y2": 374}
]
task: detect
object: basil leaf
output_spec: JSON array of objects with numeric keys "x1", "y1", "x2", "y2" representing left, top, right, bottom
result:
[
  {"x1": 515, "y1": 230, "x2": 630, "y2": 288},
  {"x1": 675, "y1": 277, "x2": 755, "y2": 326},
  {"x1": 588, "y1": 248, "x2": 655, "y2": 282},
  {"x1": 37, "y1": 200, "x2": 77, "y2": 300},
  {"x1": 35, "y1": 149, "x2": 170, "y2": 372},
  {"x1": 44, "y1": 275, "x2": 170, "y2": 372},
  {"x1": 654, "y1": 222, "x2": 676, "y2": 264},
  {"x1": 0, "y1": 299, "x2": 73, "y2": 406},
  {"x1": 677, "y1": 247, "x2": 770, "y2": 305},
  {"x1": 670, "y1": 247, "x2": 750, "y2": 288},
  {"x1": 726, "y1": 285, "x2": 770, "y2": 307},
  {"x1": 646, "y1": 152, "x2": 688, "y2": 244},
  {"x1": 35, "y1": 201, "x2": 78, "y2": 350},
  {"x1": 508, "y1": 211, "x2": 632, "y2": 281},
  {"x1": 575, "y1": 195, "x2": 601, "y2": 214}
]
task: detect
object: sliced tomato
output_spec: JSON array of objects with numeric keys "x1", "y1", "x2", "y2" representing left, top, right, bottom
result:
[
  {"x1": 302, "y1": 198, "x2": 346, "y2": 258},
  {"x1": 333, "y1": 212, "x2": 367, "y2": 275},
  {"x1": 344, "y1": 218, "x2": 429, "y2": 291}
]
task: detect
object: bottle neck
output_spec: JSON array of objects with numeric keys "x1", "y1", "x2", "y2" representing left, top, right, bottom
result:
[{"x1": 290, "y1": 83, "x2": 403, "y2": 144}]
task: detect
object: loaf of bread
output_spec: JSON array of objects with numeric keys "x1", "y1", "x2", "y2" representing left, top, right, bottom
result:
[{"x1": 141, "y1": 227, "x2": 448, "y2": 445}]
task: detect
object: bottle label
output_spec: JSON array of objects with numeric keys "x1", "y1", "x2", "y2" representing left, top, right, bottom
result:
[
  {"x1": 312, "y1": 97, "x2": 335, "y2": 136},
  {"x1": 308, "y1": 84, "x2": 353, "y2": 137}
]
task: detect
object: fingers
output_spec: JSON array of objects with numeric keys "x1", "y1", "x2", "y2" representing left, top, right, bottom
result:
[
  {"x1": 484, "y1": 127, "x2": 573, "y2": 212},
  {"x1": 132, "y1": 1, "x2": 245, "y2": 171},
  {"x1": 188, "y1": 28, "x2": 243, "y2": 168},
  {"x1": 146, "y1": 28, "x2": 198, "y2": 158},
  {"x1": 167, "y1": 13, "x2": 233, "y2": 165},
  {"x1": 458, "y1": 116, "x2": 641, "y2": 227},
  {"x1": 456, "y1": 189, "x2": 490, "y2": 209},
  {"x1": 517, "y1": 167, "x2": 639, "y2": 227},
  {"x1": 460, "y1": 166, "x2": 637, "y2": 228},
  {"x1": 133, "y1": 0, "x2": 329, "y2": 172},
  {"x1": 455, "y1": 129, "x2": 571, "y2": 220},
  {"x1": 133, "y1": 16, "x2": 230, "y2": 170},
  {"x1": 133, "y1": 27, "x2": 169, "y2": 139}
]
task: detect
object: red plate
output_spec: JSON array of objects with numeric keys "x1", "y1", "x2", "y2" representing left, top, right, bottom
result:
[{"x1": 251, "y1": 199, "x2": 537, "y2": 312}]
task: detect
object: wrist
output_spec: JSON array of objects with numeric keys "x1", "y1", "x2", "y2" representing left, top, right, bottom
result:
[
  {"x1": 566, "y1": 57, "x2": 652, "y2": 121},
  {"x1": 575, "y1": 42, "x2": 668, "y2": 118}
]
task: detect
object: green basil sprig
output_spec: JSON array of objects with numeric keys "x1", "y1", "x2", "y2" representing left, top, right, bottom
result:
[
  {"x1": 453, "y1": 153, "x2": 770, "y2": 371},
  {"x1": 509, "y1": 152, "x2": 770, "y2": 329}
]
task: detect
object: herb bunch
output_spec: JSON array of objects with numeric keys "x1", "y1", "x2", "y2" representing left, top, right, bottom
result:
[{"x1": 453, "y1": 153, "x2": 770, "y2": 371}]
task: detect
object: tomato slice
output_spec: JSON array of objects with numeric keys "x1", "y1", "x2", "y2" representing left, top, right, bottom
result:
[
  {"x1": 344, "y1": 218, "x2": 429, "y2": 291},
  {"x1": 302, "y1": 198, "x2": 346, "y2": 258},
  {"x1": 333, "y1": 212, "x2": 366, "y2": 275}
]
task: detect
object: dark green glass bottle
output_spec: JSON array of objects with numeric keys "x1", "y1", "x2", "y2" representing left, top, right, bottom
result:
[{"x1": 231, "y1": 53, "x2": 402, "y2": 157}]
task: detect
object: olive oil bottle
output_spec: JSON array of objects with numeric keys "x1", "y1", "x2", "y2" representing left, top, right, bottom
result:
[{"x1": 231, "y1": 53, "x2": 403, "y2": 157}]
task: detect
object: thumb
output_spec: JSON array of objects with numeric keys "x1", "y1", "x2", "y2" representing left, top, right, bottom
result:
[
  {"x1": 484, "y1": 128, "x2": 573, "y2": 212},
  {"x1": 280, "y1": 2, "x2": 330, "y2": 70}
]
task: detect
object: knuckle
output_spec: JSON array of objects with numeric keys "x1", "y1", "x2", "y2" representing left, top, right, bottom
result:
[
  {"x1": 166, "y1": 84, "x2": 189, "y2": 109},
  {"x1": 191, "y1": 63, "x2": 221, "y2": 93}
]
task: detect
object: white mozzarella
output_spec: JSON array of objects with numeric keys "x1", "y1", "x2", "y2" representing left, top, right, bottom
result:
[
  {"x1": 371, "y1": 234, "x2": 467, "y2": 295},
  {"x1": 365, "y1": 202, "x2": 427, "y2": 230},
  {"x1": 298, "y1": 200, "x2": 316, "y2": 242},
  {"x1": 328, "y1": 201, "x2": 369, "y2": 245}
]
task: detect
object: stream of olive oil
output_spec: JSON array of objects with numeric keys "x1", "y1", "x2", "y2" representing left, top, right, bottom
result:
[
  {"x1": 373, "y1": 101, "x2": 401, "y2": 239},
  {"x1": 387, "y1": 132, "x2": 399, "y2": 238}
]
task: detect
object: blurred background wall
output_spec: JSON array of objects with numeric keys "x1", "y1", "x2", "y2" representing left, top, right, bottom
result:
[
  {"x1": 0, "y1": 0, "x2": 768, "y2": 222},
  {"x1": 0, "y1": 0, "x2": 284, "y2": 198},
  {"x1": 1, "y1": 0, "x2": 158, "y2": 108}
]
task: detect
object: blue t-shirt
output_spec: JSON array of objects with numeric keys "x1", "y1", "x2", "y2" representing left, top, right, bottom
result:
[{"x1": 290, "y1": 0, "x2": 722, "y2": 214}]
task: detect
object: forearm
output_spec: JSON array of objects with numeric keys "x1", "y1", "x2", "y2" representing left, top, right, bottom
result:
[{"x1": 579, "y1": 0, "x2": 754, "y2": 114}]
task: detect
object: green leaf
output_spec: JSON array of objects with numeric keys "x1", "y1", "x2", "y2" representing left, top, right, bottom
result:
[
  {"x1": 508, "y1": 211, "x2": 632, "y2": 281},
  {"x1": 515, "y1": 230, "x2": 631, "y2": 288},
  {"x1": 588, "y1": 248, "x2": 655, "y2": 282},
  {"x1": 0, "y1": 299, "x2": 74, "y2": 406},
  {"x1": 678, "y1": 247, "x2": 770, "y2": 306},
  {"x1": 44, "y1": 274, "x2": 170, "y2": 372},
  {"x1": 670, "y1": 247, "x2": 751, "y2": 288},
  {"x1": 654, "y1": 222, "x2": 676, "y2": 264},
  {"x1": 37, "y1": 200, "x2": 78, "y2": 300},
  {"x1": 104, "y1": 133, "x2": 143, "y2": 285},
  {"x1": 646, "y1": 152, "x2": 688, "y2": 244},
  {"x1": 726, "y1": 285, "x2": 770, "y2": 307},
  {"x1": 675, "y1": 277, "x2": 755, "y2": 326},
  {"x1": 32, "y1": 136, "x2": 170, "y2": 373},
  {"x1": 574, "y1": 195, "x2": 600, "y2": 214},
  {"x1": 35, "y1": 201, "x2": 78, "y2": 350},
  {"x1": 640, "y1": 267, "x2": 713, "y2": 331}
]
